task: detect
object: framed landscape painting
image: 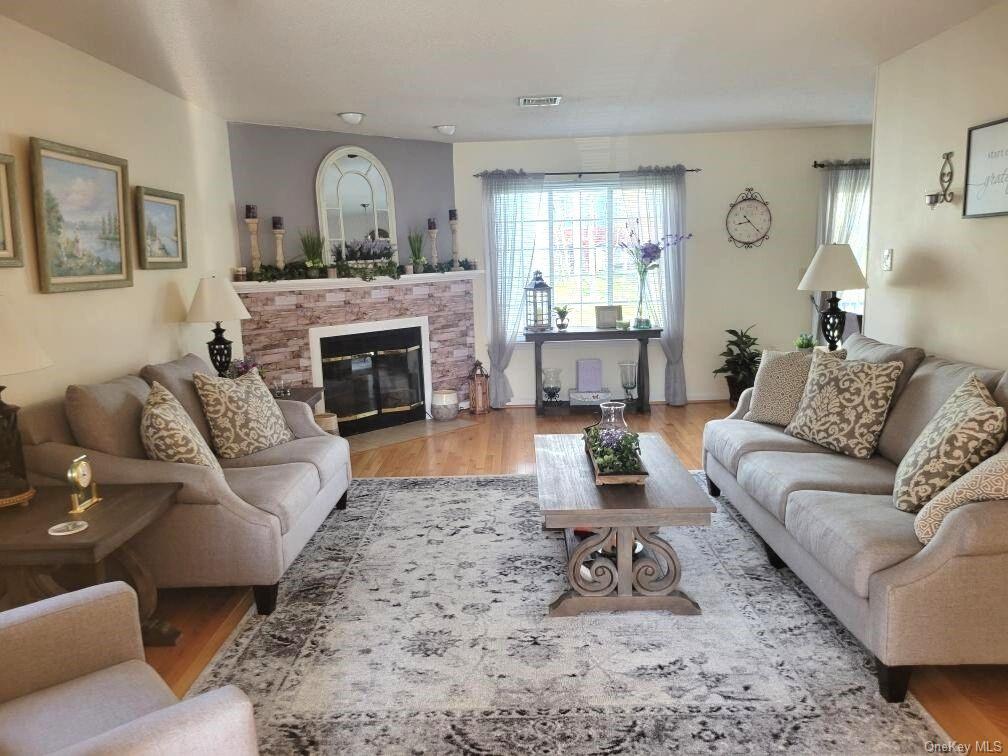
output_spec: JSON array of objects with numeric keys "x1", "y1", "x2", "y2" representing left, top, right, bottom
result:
[
  {"x1": 963, "y1": 116, "x2": 1008, "y2": 218},
  {"x1": 30, "y1": 138, "x2": 133, "y2": 292},
  {"x1": 136, "y1": 186, "x2": 187, "y2": 269},
  {"x1": 0, "y1": 153, "x2": 24, "y2": 268}
]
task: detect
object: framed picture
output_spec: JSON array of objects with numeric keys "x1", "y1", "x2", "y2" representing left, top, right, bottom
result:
[
  {"x1": 30, "y1": 138, "x2": 133, "y2": 293},
  {"x1": 136, "y1": 186, "x2": 187, "y2": 269},
  {"x1": 0, "y1": 153, "x2": 24, "y2": 268},
  {"x1": 594, "y1": 305, "x2": 623, "y2": 329},
  {"x1": 963, "y1": 116, "x2": 1008, "y2": 218}
]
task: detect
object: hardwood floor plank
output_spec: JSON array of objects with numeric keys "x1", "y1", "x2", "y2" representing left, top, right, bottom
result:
[{"x1": 145, "y1": 402, "x2": 1007, "y2": 746}]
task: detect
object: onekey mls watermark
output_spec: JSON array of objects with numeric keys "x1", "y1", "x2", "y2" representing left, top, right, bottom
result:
[{"x1": 925, "y1": 741, "x2": 1003, "y2": 754}]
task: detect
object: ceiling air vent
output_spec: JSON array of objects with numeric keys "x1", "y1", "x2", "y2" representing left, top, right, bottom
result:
[{"x1": 518, "y1": 95, "x2": 563, "y2": 108}]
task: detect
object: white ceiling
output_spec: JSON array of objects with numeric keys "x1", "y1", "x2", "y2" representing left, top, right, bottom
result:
[{"x1": 0, "y1": 0, "x2": 996, "y2": 142}]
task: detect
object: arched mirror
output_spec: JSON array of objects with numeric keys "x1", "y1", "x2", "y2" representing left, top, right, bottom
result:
[{"x1": 316, "y1": 146, "x2": 397, "y2": 260}]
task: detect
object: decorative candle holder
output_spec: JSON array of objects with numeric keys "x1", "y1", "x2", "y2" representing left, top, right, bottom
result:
[
  {"x1": 272, "y1": 228, "x2": 286, "y2": 269},
  {"x1": 427, "y1": 227, "x2": 439, "y2": 265},
  {"x1": 244, "y1": 218, "x2": 262, "y2": 272},
  {"x1": 449, "y1": 218, "x2": 460, "y2": 271}
]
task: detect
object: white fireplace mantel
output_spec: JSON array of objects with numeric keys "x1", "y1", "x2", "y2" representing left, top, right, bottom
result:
[{"x1": 233, "y1": 269, "x2": 482, "y2": 294}]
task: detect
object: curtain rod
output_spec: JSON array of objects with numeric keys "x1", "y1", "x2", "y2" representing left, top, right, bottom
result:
[
  {"x1": 813, "y1": 159, "x2": 870, "y2": 169},
  {"x1": 472, "y1": 168, "x2": 701, "y2": 177}
]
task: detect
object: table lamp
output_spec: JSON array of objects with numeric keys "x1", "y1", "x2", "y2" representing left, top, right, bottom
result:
[
  {"x1": 186, "y1": 276, "x2": 251, "y2": 377},
  {"x1": 797, "y1": 243, "x2": 867, "y2": 351},
  {"x1": 0, "y1": 295, "x2": 53, "y2": 507}
]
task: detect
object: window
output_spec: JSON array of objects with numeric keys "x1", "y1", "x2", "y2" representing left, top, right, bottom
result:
[
  {"x1": 838, "y1": 186, "x2": 870, "y2": 315},
  {"x1": 316, "y1": 147, "x2": 397, "y2": 261},
  {"x1": 503, "y1": 177, "x2": 666, "y2": 328}
]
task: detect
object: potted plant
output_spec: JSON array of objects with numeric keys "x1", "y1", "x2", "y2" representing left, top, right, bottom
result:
[
  {"x1": 299, "y1": 229, "x2": 326, "y2": 278},
  {"x1": 406, "y1": 229, "x2": 425, "y2": 274},
  {"x1": 794, "y1": 332, "x2": 815, "y2": 352},
  {"x1": 554, "y1": 305, "x2": 570, "y2": 331},
  {"x1": 713, "y1": 326, "x2": 761, "y2": 405}
]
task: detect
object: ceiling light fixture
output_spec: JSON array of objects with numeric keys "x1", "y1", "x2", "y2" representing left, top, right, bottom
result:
[
  {"x1": 434, "y1": 125, "x2": 456, "y2": 136},
  {"x1": 338, "y1": 112, "x2": 365, "y2": 126},
  {"x1": 518, "y1": 95, "x2": 563, "y2": 108}
]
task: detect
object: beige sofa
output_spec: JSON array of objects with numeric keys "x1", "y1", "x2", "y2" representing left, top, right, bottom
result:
[
  {"x1": 19, "y1": 354, "x2": 351, "y2": 614},
  {"x1": 703, "y1": 334, "x2": 1008, "y2": 702},
  {"x1": 0, "y1": 582, "x2": 257, "y2": 754}
]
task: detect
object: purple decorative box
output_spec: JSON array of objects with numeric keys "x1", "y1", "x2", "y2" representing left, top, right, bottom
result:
[{"x1": 576, "y1": 358, "x2": 603, "y2": 393}]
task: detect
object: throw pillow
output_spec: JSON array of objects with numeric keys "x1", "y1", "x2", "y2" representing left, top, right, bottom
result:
[
  {"x1": 785, "y1": 350, "x2": 903, "y2": 459},
  {"x1": 141, "y1": 382, "x2": 221, "y2": 471},
  {"x1": 893, "y1": 375, "x2": 1007, "y2": 513},
  {"x1": 745, "y1": 348, "x2": 846, "y2": 427},
  {"x1": 914, "y1": 447, "x2": 1008, "y2": 544},
  {"x1": 193, "y1": 368, "x2": 294, "y2": 459}
]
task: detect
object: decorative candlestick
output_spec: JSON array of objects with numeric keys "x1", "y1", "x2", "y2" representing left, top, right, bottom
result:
[
  {"x1": 427, "y1": 227, "x2": 439, "y2": 265},
  {"x1": 449, "y1": 209, "x2": 460, "y2": 271},
  {"x1": 272, "y1": 227, "x2": 286, "y2": 269},
  {"x1": 244, "y1": 218, "x2": 262, "y2": 272}
]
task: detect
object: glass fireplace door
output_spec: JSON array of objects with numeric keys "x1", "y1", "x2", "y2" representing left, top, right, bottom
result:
[{"x1": 322, "y1": 352, "x2": 378, "y2": 422}]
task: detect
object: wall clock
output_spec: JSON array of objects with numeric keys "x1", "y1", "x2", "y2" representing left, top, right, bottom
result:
[{"x1": 726, "y1": 187, "x2": 771, "y2": 248}]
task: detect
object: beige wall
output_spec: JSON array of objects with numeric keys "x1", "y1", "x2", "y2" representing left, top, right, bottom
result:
[
  {"x1": 453, "y1": 126, "x2": 871, "y2": 402},
  {"x1": 0, "y1": 17, "x2": 240, "y2": 405},
  {"x1": 867, "y1": 1, "x2": 1008, "y2": 366}
]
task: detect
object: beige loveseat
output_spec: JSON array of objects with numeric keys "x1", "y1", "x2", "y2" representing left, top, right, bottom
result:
[
  {"x1": 703, "y1": 334, "x2": 1008, "y2": 702},
  {"x1": 0, "y1": 582, "x2": 257, "y2": 754},
  {"x1": 19, "y1": 354, "x2": 351, "y2": 614}
]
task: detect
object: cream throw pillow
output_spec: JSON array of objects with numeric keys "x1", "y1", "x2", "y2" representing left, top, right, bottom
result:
[
  {"x1": 141, "y1": 382, "x2": 221, "y2": 471},
  {"x1": 193, "y1": 368, "x2": 294, "y2": 459},
  {"x1": 893, "y1": 375, "x2": 1007, "y2": 513},
  {"x1": 915, "y1": 447, "x2": 1008, "y2": 544},
  {"x1": 785, "y1": 350, "x2": 903, "y2": 459},
  {"x1": 745, "y1": 349, "x2": 845, "y2": 427}
]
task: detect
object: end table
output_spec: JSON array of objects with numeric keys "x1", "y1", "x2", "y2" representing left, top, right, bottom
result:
[{"x1": 0, "y1": 483, "x2": 182, "y2": 645}]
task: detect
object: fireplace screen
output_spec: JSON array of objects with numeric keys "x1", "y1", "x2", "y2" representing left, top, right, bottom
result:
[{"x1": 320, "y1": 327, "x2": 425, "y2": 435}]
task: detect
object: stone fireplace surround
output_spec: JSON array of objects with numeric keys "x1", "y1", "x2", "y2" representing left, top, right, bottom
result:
[{"x1": 235, "y1": 271, "x2": 479, "y2": 404}]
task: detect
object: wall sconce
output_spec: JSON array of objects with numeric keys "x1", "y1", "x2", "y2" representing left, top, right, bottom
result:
[{"x1": 924, "y1": 152, "x2": 954, "y2": 208}]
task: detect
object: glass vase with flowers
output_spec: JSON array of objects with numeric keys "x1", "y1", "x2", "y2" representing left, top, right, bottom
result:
[{"x1": 619, "y1": 222, "x2": 692, "y2": 329}]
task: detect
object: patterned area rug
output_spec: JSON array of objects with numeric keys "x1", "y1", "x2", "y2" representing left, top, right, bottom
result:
[{"x1": 195, "y1": 475, "x2": 940, "y2": 754}]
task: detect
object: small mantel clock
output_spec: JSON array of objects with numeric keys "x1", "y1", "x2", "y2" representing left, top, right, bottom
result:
[{"x1": 726, "y1": 188, "x2": 772, "y2": 248}]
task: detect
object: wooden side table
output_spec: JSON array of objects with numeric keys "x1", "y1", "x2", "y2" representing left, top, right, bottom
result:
[{"x1": 0, "y1": 483, "x2": 182, "y2": 645}]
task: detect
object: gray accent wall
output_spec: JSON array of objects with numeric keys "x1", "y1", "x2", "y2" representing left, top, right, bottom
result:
[{"x1": 227, "y1": 122, "x2": 455, "y2": 266}]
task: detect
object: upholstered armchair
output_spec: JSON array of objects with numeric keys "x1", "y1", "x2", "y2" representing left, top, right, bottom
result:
[
  {"x1": 0, "y1": 582, "x2": 258, "y2": 754},
  {"x1": 19, "y1": 354, "x2": 351, "y2": 614}
]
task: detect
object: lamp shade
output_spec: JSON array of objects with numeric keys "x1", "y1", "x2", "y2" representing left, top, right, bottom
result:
[
  {"x1": 797, "y1": 244, "x2": 867, "y2": 292},
  {"x1": 186, "y1": 276, "x2": 251, "y2": 323},
  {"x1": 0, "y1": 296, "x2": 53, "y2": 377}
]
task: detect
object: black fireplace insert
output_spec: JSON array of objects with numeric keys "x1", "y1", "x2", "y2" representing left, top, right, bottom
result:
[{"x1": 320, "y1": 327, "x2": 425, "y2": 436}]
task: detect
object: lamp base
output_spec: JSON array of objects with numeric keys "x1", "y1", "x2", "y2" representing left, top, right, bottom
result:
[
  {"x1": 0, "y1": 386, "x2": 34, "y2": 506},
  {"x1": 819, "y1": 294, "x2": 846, "y2": 352},
  {"x1": 208, "y1": 322, "x2": 233, "y2": 377}
]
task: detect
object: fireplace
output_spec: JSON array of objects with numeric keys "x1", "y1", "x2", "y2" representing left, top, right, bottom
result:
[{"x1": 309, "y1": 317, "x2": 432, "y2": 436}]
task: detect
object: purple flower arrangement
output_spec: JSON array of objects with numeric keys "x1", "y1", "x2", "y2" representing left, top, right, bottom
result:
[
  {"x1": 226, "y1": 356, "x2": 258, "y2": 379},
  {"x1": 619, "y1": 221, "x2": 692, "y2": 327}
]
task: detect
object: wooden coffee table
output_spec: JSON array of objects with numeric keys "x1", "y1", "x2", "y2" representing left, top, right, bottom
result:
[{"x1": 536, "y1": 433, "x2": 716, "y2": 617}]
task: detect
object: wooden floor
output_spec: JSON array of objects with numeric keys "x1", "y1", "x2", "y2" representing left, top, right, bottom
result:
[{"x1": 148, "y1": 403, "x2": 1008, "y2": 744}]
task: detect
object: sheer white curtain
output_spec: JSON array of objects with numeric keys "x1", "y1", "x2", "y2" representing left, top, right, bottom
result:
[
  {"x1": 618, "y1": 165, "x2": 688, "y2": 406},
  {"x1": 813, "y1": 163, "x2": 871, "y2": 335},
  {"x1": 480, "y1": 170, "x2": 546, "y2": 408}
]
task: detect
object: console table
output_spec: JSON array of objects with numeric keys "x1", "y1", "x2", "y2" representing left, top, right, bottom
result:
[{"x1": 522, "y1": 326, "x2": 662, "y2": 415}]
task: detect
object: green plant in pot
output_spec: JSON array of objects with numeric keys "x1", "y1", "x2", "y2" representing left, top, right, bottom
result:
[
  {"x1": 794, "y1": 332, "x2": 815, "y2": 352},
  {"x1": 713, "y1": 326, "x2": 761, "y2": 405},
  {"x1": 406, "y1": 229, "x2": 426, "y2": 274},
  {"x1": 299, "y1": 229, "x2": 326, "y2": 278},
  {"x1": 554, "y1": 305, "x2": 570, "y2": 331}
]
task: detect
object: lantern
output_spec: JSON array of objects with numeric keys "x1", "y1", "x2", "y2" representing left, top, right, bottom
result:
[
  {"x1": 524, "y1": 270, "x2": 553, "y2": 332},
  {"x1": 468, "y1": 360, "x2": 490, "y2": 415}
]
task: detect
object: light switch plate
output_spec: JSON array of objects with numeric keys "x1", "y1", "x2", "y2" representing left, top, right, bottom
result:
[{"x1": 881, "y1": 248, "x2": 893, "y2": 272}]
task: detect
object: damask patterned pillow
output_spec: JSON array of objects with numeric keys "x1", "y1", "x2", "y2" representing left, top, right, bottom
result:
[
  {"x1": 141, "y1": 382, "x2": 221, "y2": 471},
  {"x1": 914, "y1": 448, "x2": 1008, "y2": 544},
  {"x1": 193, "y1": 369, "x2": 293, "y2": 459},
  {"x1": 893, "y1": 375, "x2": 1007, "y2": 513},
  {"x1": 785, "y1": 350, "x2": 903, "y2": 459},
  {"x1": 745, "y1": 349, "x2": 846, "y2": 427}
]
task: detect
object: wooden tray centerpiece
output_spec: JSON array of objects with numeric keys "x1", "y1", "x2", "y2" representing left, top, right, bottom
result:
[{"x1": 583, "y1": 426, "x2": 648, "y2": 486}]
